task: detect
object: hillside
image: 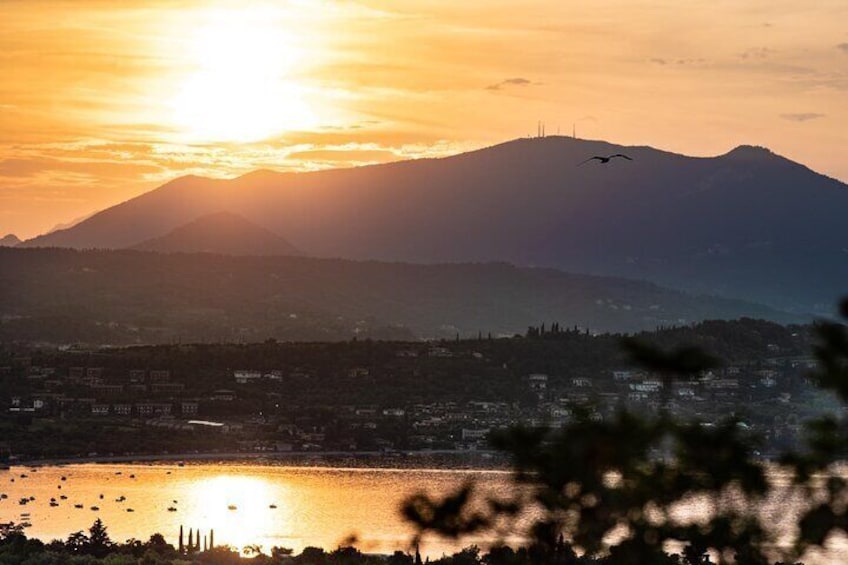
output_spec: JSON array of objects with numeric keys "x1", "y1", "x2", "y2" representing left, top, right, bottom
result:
[
  {"x1": 20, "y1": 137, "x2": 848, "y2": 313},
  {"x1": 0, "y1": 247, "x2": 797, "y2": 345},
  {"x1": 130, "y1": 211, "x2": 301, "y2": 256},
  {"x1": 0, "y1": 234, "x2": 20, "y2": 247}
]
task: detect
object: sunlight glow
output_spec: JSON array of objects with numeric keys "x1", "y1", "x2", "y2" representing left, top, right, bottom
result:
[
  {"x1": 184, "y1": 474, "x2": 288, "y2": 554},
  {"x1": 170, "y1": 7, "x2": 317, "y2": 142}
]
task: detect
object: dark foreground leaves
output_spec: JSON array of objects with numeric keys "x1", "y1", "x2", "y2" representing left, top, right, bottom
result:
[{"x1": 404, "y1": 301, "x2": 848, "y2": 565}]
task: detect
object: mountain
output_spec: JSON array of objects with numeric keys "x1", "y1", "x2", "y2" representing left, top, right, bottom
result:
[
  {"x1": 0, "y1": 247, "x2": 797, "y2": 345},
  {"x1": 0, "y1": 234, "x2": 21, "y2": 247},
  {"x1": 130, "y1": 211, "x2": 301, "y2": 256},
  {"x1": 45, "y1": 211, "x2": 98, "y2": 235},
  {"x1": 21, "y1": 137, "x2": 848, "y2": 314}
]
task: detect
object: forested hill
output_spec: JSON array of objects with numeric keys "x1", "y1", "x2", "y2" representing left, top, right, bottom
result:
[{"x1": 0, "y1": 247, "x2": 797, "y2": 345}]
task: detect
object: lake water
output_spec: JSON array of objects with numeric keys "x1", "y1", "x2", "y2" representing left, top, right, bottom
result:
[
  {"x1": 0, "y1": 462, "x2": 515, "y2": 558},
  {"x1": 3, "y1": 461, "x2": 848, "y2": 563}
]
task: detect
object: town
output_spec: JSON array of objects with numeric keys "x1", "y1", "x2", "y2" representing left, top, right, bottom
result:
[{"x1": 0, "y1": 318, "x2": 833, "y2": 463}]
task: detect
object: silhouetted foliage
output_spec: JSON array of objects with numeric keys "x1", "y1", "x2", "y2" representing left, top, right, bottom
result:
[{"x1": 401, "y1": 302, "x2": 848, "y2": 564}]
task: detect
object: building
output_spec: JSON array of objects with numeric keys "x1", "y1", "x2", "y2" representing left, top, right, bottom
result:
[
  {"x1": 234, "y1": 370, "x2": 263, "y2": 384},
  {"x1": 135, "y1": 402, "x2": 173, "y2": 417}
]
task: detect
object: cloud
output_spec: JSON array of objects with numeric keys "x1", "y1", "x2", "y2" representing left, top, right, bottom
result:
[
  {"x1": 738, "y1": 47, "x2": 773, "y2": 60},
  {"x1": 486, "y1": 77, "x2": 534, "y2": 91},
  {"x1": 780, "y1": 113, "x2": 826, "y2": 122},
  {"x1": 838, "y1": 43, "x2": 848, "y2": 53},
  {"x1": 650, "y1": 57, "x2": 706, "y2": 67}
]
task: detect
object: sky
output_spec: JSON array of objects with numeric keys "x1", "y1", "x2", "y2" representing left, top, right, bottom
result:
[{"x1": 1, "y1": 0, "x2": 847, "y2": 239}]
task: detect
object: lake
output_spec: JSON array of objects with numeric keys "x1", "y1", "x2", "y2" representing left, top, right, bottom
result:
[
  {"x1": 3, "y1": 461, "x2": 848, "y2": 563},
  {"x1": 0, "y1": 461, "x2": 515, "y2": 558}
]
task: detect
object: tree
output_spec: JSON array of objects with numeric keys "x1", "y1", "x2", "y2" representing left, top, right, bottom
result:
[
  {"x1": 295, "y1": 546, "x2": 328, "y2": 565},
  {"x1": 272, "y1": 546, "x2": 295, "y2": 559},
  {"x1": 401, "y1": 306, "x2": 848, "y2": 564},
  {"x1": 65, "y1": 531, "x2": 89, "y2": 554},
  {"x1": 388, "y1": 550, "x2": 414, "y2": 565},
  {"x1": 87, "y1": 518, "x2": 113, "y2": 558},
  {"x1": 243, "y1": 543, "x2": 265, "y2": 556}
]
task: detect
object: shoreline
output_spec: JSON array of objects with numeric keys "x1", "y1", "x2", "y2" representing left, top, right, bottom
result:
[{"x1": 8, "y1": 449, "x2": 509, "y2": 470}]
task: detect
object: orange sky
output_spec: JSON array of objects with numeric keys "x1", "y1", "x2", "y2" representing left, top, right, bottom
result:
[{"x1": 2, "y1": 0, "x2": 847, "y2": 239}]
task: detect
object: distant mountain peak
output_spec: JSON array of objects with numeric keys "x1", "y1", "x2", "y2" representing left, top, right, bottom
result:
[
  {"x1": 130, "y1": 211, "x2": 302, "y2": 257},
  {"x1": 723, "y1": 145, "x2": 775, "y2": 159},
  {"x1": 0, "y1": 234, "x2": 21, "y2": 247}
]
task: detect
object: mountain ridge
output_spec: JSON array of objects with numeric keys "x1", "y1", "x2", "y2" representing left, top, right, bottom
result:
[
  {"x1": 20, "y1": 136, "x2": 848, "y2": 314},
  {"x1": 130, "y1": 211, "x2": 301, "y2": 256}
]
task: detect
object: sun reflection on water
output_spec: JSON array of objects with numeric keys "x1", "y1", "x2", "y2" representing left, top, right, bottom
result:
[{"x1": 181, "y1": 474, "x2": 289, "y2": 554}]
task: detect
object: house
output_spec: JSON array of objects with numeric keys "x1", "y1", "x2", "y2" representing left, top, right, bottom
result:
[
  {"x1": 211, "y1": 389, "x2": 236, "y2": 401},
  {"x1": 706, "y1": 379, "x2": 739, "y2": 390},
  {"x1": 151, "y1": 382, "x2": 185, "y2": 395},
  {"x1": 461, "y1": 428, "x2": 490, "y2": 440},
  {"x1": 528, "y1": 374, "x2": 549, "y2": 390},
  {"x1": 91, "y1": 384, "x2": 124, "y2": 398},
  {"x1": 128, "y1": 369, "x2": 146, "y2": 383},
  {"x1": 428, "y1": 346, "x2": 453, "y2": 358},
  {"x1": 135, "y1": 402, "x2": 173, "y2": 417},
  {"x1": 676, "y1": 387, "x2": 696, "y2": 398},
  {"x1": 630, "y1": 381, "x2": 661, "y2": 393},
  {"x1": 234, "y1": 370, "x2": 263, "y2": 384},
  {"x1": 180, "y1": 401, "x2": 200, "y2": 417},
  {"x1": 612, "y1": 370, "x2": 634, "y2": 382},
  {"x1": 148, "y1": 370, "x2": 171, "y2": 383}
]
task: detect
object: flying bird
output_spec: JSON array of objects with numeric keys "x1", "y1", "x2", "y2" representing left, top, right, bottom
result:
[{"x1": 578, "y1": 154, "x2": 633, "y2": 166}]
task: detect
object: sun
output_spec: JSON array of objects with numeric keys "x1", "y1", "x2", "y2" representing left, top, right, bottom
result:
[{"x1": 170, "y1": 7, "x2": 316, "y2": 143}]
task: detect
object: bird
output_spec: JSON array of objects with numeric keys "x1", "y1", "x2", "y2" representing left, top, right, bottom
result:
[{"x1": 578, "y1": 154, "x2": 633, "y2": 165}]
